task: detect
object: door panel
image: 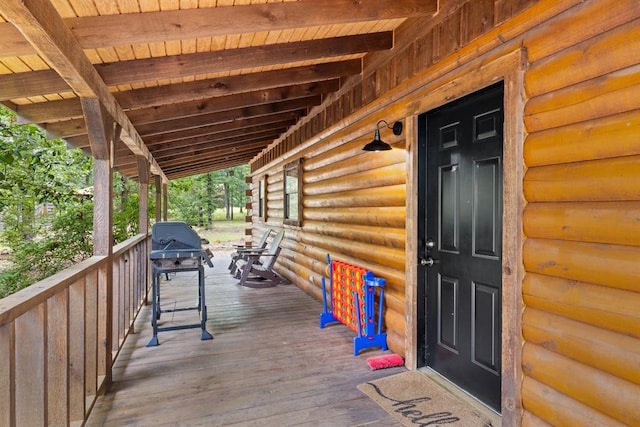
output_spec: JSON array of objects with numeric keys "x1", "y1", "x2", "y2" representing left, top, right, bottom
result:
[
  {"x1": 439, "y1": 276, "x2": 458, "y2": 352},
  {"x1": 417, "y1": 82, "x2": 504, "y2": 412},
  {"x1": 440, "y1": 165, "x2": 459, "y2": 252},
  {"x1": 473, "y1": 282, "x2": 499, "y2": 373},
  {"x1": 474, "y1": 158, "x2": 500, "y2": 258}
]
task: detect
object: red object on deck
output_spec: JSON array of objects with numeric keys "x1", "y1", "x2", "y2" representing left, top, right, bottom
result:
[
  {"x1": 331, "y1": 260, "x2": 368, "y2": 333},
  {"x1": 366, "y1": 354, "x2": 404, "y2": 370}
]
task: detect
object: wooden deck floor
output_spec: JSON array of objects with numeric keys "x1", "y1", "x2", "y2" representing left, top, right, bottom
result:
[{"x1": 86, "y1": 251, "x2": 406, "y2": 426}]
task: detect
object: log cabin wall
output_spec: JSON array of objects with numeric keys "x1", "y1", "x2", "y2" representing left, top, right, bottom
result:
[
  {"x1": 250, "y1": 0, "x2": 640, "y2": 424},
  {"x1": 519, "y1": 2, "x2": 640, "y2": 424}
]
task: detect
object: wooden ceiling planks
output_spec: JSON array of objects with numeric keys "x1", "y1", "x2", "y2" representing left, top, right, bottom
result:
[{"x1": 0, "y1": 0, "x2": 438, "y2": 180}]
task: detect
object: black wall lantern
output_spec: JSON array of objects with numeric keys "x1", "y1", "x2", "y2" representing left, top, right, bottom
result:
[{"x1": 362, "y1": 120, "x2": 403, "y2": 151}]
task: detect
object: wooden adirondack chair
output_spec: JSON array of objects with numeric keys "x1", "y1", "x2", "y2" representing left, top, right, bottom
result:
[
  {"x1": 234, "y1": 230, "x2": 285, "y2": 287},
  {"x1": 227, "y1": 228, "x2": 273, "y2": 274}
]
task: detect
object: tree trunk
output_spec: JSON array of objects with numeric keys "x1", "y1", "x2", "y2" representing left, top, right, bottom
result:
[
  {"x1": 224, "y1": 182, "x2": 231, "y2": 220},
  {"x1": 119, "y1": 175, "x2": 128, "y2": 213},
  {"x1": 206, "y1": 173, "x2": 213, "y2": 229}
]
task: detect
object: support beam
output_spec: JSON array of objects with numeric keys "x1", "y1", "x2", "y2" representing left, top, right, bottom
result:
[
  {"x1": 137, "y1": 157, "x2": 149, "y2": 236},
  {"x1": 81, "y1": 98, "x2": 115, "y2": 254},
  {"x1": 81, "y1": 98, "x2": 112, "y2": 161},
  {"x1": 111, "y1": 125, "x2": 124, "y2": 164},
  {"x1": 163, "y1": 183, "x2": 168, "y2": 222},
  {"x1": 81, "y1": 95, "x2": 115, "y2": 391},
  {"x1": 155, "y1": 176, "x2": 162, "y2": 223}
]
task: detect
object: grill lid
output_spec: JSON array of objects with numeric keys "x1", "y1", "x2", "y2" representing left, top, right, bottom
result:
[
  {"x1": 150, "y1": 221, "x2": 213, "y2": 267},
  {"x1": 152, "y1": 221, "x2": 204, "y2": 250}
]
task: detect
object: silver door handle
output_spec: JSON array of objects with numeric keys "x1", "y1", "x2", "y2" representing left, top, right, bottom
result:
[{"x1": 420, "y1": 257, "x2": 438, "y2": 267}]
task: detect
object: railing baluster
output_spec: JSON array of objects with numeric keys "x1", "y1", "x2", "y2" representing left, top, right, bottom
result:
[
  {"x1": 69, "y1": 277, "x2": 86, "y2": 423},
  {"x1": 0, "y1": 322, "x2": 14, "y2": 426},
  {"x1": 85, "y1": 270, "x2": 98, "y2": 410},
  {"x1": 15, "y1": 304, "x2": 46, "y2": 425},
  {"x1": 47, "y1": 290, "x2": 69, "y2": 425}
]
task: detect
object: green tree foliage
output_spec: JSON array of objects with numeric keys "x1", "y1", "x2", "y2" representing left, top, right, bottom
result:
[
  {"x1": 229, "y1": 165, "x2": 250, "y2": 214},
  {"x1": 0, "y1": 106, "x2": 145, "y2": 298},
  {"x1": 0, "y1": 105, "x2": 94, "y2": 297},
  {"x1": 113, "y1": 174, "x2": 154, "y2": 243},
  {"x1": 167, "y1": 165, "x2": 249, "y2": 226},
  {"x1": 167, "y1": 175, "x2": 206, "y2": 226}
]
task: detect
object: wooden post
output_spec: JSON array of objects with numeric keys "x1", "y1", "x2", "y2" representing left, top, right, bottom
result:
[
  {"x1": 163, "y1": 180, "x2": 168, "y2": 221},
  {"x1": 137, "y1": 157, "x2": 149, "y2": 235},
  {"x1": 404, "y1": 114, "x2": 418, "y2": 371},
  {"x1": 155, "y1": 175, "x2": 162, "y2": 223},
  {"x1": 81, "y1": 97, "x2": 114, "y2": 390}
]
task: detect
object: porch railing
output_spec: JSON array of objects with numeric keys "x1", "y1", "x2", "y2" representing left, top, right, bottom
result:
[{"x1": 0, "y1": 233, "x2": 150, "y2": 426}]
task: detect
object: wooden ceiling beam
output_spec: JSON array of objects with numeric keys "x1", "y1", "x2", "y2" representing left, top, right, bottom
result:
[
  {"x1": 167, "y1": 156, "x2": 263, "y2": 177},
  {"x1": 41, "y1": 96, "x2": 313, "y2": 139},
  {"x1": 0, "y1": 30, "x2": 377, "y2": 101},
  {"x1": 164, "y1": 157, "x2": 257, "y2": 179},
  {"x1": 144, "y1": 125, "x2": 292, "y2": 156},
  {"x1": 115, "y1": 143, "x2": 263, "y2": 169},
  {"x1": 119, "y1": 156, "x2": 252, "y2": 181},
  {"x1": 118, "y1": 156, "x2": 251, "y2": 180},
  {"x1": 65, "y1": 134, "x2": 91, "y2": 149},
  {"x1": 136, "y1": 97, "x2": 319, "y2": 137},
  {"x1": 95, "y1": 32, "x2": 391, "y2": 86},
  {"x1": 148, "y1": 128, "x2": 289, "y2": 158},
  {"x1": 66, "y1": 112, "x2": 300, "y2": 150},
  {"x1": 152, "y1": 140, "x2": 277, "y2": 166},
  {"x1": 143, "y1": 141, "x2": 272, "y2": 173},
  {"x1": 115, "y1": 60, "x2": 361, "y2": 110},
  {"x1": 161, "y1": 133, "x2": 275, "y2": 159},
  {"x1": 15, "y1": 97, "x2": 84, "y2": 124},
  {"x1": 43, "y1": 118, "x2": 87, "y2": 139},
  {"x1": 157, "y1": 143, "x2": 269, "y2": 172},
  {"x1": 143, "y1": 112, "x2": 300, "y2": 146},
  {"x1": 12, "y1": 62, "x2": 356, "y2": 124},
  {"x1": 127, "y1": 80, "x2": 338, "y2": 126},
  {"x1": 0, "y1": 69, "x2": 68, "y2": 101}
]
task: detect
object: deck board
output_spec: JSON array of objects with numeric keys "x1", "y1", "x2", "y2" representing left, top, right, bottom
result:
[{"x1": 86, "y1": 251, "x2": 405, "y2": 426}]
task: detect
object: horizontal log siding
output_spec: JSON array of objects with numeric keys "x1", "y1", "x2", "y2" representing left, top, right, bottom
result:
[
  {"x1": 248, "y1": 0, "x2": 541, "y2": 361},
  {"x1": 522, "y1": 7, "x2": 640, "y2": 425},
  {"x1": 251, "y1": 0, "x2": 640, "y2": 422},
  {"x1": 252, "y1": 136, "x2": 408, "y2": 354}
]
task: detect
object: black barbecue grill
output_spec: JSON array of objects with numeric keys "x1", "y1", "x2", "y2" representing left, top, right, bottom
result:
[{"x1": 147, "y1": 221, "x2": 214, "y2": 347}]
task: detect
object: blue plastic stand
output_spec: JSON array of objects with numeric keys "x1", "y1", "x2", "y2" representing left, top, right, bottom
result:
[
  {"x1": 353, "y1": 272, "x2": 387, "y2": 356},
  {"x1": 319, "y1": 255, "x2": 388, "y2": 355}
]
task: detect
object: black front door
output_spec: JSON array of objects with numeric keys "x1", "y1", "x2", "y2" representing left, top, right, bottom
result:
[{"x1": 417, "y1": 82, "x2": 504, "y2": 412}]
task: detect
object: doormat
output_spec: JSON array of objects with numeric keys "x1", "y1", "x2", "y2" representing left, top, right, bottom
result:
[{"x1": 358, "y1": 371, "x2": 495, "y2": 427}]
